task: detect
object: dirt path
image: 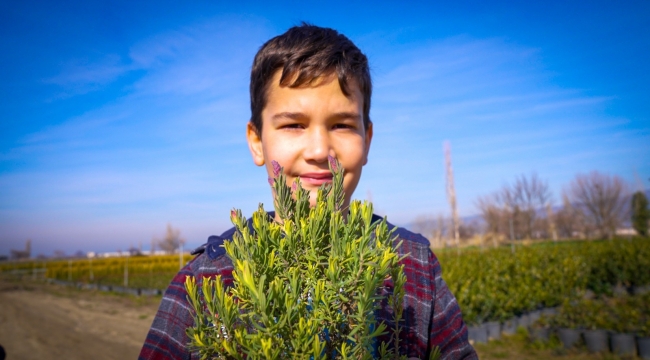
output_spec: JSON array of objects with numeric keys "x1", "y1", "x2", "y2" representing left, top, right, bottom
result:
[{"x1": 0, "y1": 277, "x2": 160, "y2": 360}]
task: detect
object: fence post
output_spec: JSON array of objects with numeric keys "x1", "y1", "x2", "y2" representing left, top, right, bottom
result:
[
  {"x1": 124, "y1": 256, "x2": 129, "y2": 288},
  {"x1": 89, "y1": 257, "x2": 94, "y2": 282}
]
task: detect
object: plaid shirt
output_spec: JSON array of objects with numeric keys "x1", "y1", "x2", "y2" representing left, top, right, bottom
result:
[{"x1": 139, "y1": 213, "x2": 477, "y2": 360}]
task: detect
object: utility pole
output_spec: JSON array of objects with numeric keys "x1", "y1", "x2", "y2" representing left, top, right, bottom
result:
[{"x1": 444, "y1": 141, "x2": 460, "y2": 253}]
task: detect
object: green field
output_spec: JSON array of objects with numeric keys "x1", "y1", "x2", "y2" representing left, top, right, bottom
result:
[
  {"x1": 2, "y1": 237, "x2": 649, "y2": 319},
  {"x1": 1, "y1": 254, "x2": 193, "y2": 290}
]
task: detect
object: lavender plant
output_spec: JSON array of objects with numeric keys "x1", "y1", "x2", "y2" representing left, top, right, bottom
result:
[{"x1": 184, "y1": 157, "x2": 424, "y2": 359}]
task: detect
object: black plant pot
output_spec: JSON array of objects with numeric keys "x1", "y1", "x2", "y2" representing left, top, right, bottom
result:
[
  {"x1": 611, "y1": 333, "x2": 636, "y2": 356},
  {"x1": 557, "y1": 328, "x2": 581, "y2": 349},
  {"x1": 582, "y1": 289, "x2": 595, "y2": 299},
  {"x1": 502, "y1": 318, "x2": 517, "y2": 335},
  {"x1": 541, "y1": 307, "x2": 557, "y2": 318},
  {"x1": 613, "y1": 283, "x2": 628, "y2": 297},
  {"x1": 633, "y1": 285, "x2": 650, "y2": 296},
  {"x1": 528, "y1": 310, "x2": 541, "y2": 325},
  {"x1": 486, "y1": 321, "x2": 501, "y2": 341},
  {"x1": 530, "y1": 327, "x2": 550, "y2": 342},
  {"x1": 468, "y1": 324, "x2": 488, "y2": 344},
  {"x1": 583, "y1": 329, "x2": 608, "y2": 353},
  {"x1": 516, "y1": 314, "x2": 531, "y2": 329},
  {"x1": 637, "y1": 336, "x2": 650, "y2": 360}
]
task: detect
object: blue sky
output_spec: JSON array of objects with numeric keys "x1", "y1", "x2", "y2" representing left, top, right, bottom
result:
[{"x1": 1, "y1": 0, "x2": 648, "y2": 256}]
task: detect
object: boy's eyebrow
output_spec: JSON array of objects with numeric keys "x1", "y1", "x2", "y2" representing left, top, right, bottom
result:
[
  {"x1": 272, "y1": 111, "x2": 361, "y2": 121},
  {"x1": 272, "y1": 112, "x2": 307, "y2": 121},
  {"x1": 329, "y1": 112, "x2": 362, "y2": 122}
]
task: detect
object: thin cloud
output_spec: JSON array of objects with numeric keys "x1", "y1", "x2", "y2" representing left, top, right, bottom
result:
[{"x1": 43, "y1": 54, "x2": 137, "y2": 98}]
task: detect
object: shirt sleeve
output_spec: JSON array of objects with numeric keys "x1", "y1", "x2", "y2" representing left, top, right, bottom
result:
[
  {"x1": 428, "y1": 250, "x2": 478, "y2": 360},
  {"x1": 139, "y1": 265, "x2": 195, "y2": 360}
]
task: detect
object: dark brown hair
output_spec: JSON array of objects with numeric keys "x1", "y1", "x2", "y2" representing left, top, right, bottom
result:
[{"x1": 249, "y1": 23, "x2": 372, "y2": 134}]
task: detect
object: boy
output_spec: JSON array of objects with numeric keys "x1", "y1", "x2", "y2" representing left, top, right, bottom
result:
[{"x1": 140, "y1": 24, "x2": 477, "y2": 360}]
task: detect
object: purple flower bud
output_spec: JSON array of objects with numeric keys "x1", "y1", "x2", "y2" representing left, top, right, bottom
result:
[
  {"x1": 268, "y1": 176, "x2": 274, "y2": 186},
  {"x1": 328, "y1": 155, "x2": 338, "y2": 172},
  {"x1": 291, "y1": 181, "x2": 297, "y2": 191},
  {"x1": 230, "y1": 209, "x2": 236, "y2": 220},
  {"x1": 271, "y1": 160, "x2": 281, "y2": 177}
]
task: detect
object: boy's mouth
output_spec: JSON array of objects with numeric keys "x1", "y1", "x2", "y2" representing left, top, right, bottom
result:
[{"x1": 298, "y1": 172, "x2": 334, "y2": 186}]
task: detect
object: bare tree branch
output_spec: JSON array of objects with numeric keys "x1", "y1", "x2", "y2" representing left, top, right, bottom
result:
[
  {"x1": 477, "y1": 173, "x2": 552, "y2": 240},
  {"x1": 157, "y1": 223, "x2": 186, "y2": 254},
  {"x1": 565, "y1": 171, "x2": 628, "y2": 239}
]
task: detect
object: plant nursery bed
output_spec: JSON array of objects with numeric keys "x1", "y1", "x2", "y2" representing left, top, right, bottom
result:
[{"x1": 474, "y1": 331, "x2": 643, "y2": 360}]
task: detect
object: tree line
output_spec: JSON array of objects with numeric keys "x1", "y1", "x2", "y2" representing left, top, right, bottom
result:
[{"x1": 413, "y1": 171, "x2": 649, "y2": 246}]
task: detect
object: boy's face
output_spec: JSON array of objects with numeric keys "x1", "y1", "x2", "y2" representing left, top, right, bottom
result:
[{"x1": 247, "y1": 71, "x2": 373, "y2": 211}]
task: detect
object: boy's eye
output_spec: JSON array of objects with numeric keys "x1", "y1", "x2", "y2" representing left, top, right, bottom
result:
[
  {"x1": 333, "y1": 123, "x2": 354, "y2": 130},
  {"x1": 281, "y1": 123, "x2": 304, "y2": 130}
]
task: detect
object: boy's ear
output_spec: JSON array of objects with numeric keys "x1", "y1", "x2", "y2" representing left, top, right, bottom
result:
[
  {"x1": 246, "y1": 122, "x2": 265, "y2": 166},
  {"x1": 363, "y1": 122, "x2": 373, "y2": 166}
]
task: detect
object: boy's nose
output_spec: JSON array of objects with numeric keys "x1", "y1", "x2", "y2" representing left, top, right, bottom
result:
[{"x1": 303, "y1": 127, "x2": 331, "y2": 163}]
